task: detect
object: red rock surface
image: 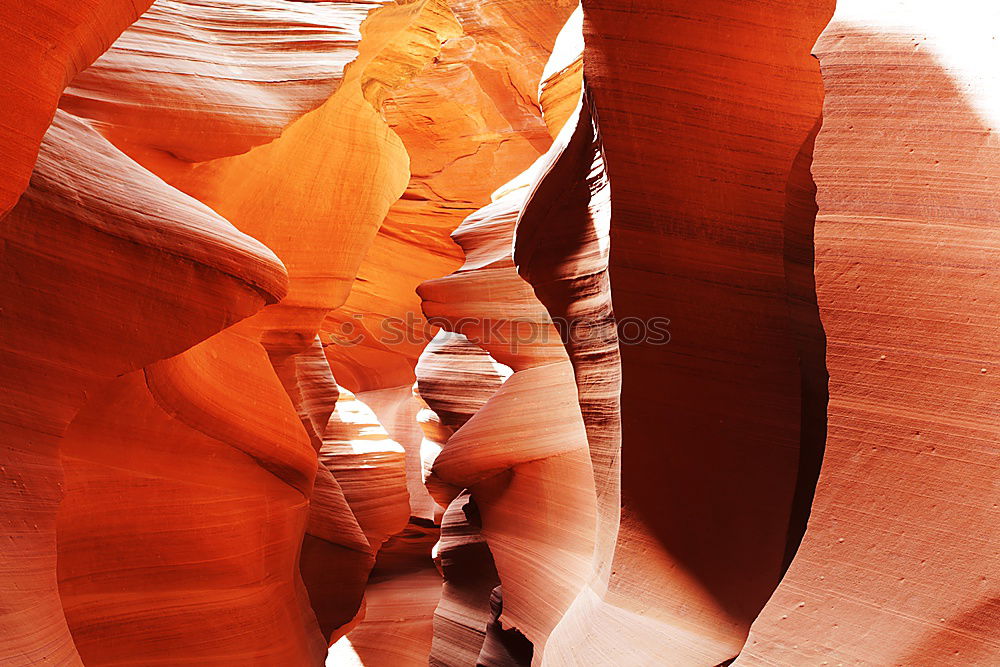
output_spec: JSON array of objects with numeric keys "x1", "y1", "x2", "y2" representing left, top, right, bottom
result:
[
  {"x1": 737, "y1": 3, "x2": 1000, "y2": 664},
  {"x1": 1, "y1": 1, "x2": 997, "y2": 665},
  {"x1": 0, "y1": 0, "x2": 153, "y2": 216},
  {"x1": 569, "y1": 0, "x2": 836, "y2": 662},
  {"x1": 1, "y1": 109, "x2": 285, "y2": 664}
]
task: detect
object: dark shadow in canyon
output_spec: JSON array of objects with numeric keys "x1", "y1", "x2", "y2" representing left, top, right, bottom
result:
[
  {"x1": 779, "y1": 115, "x2": 829, "y2": 572},
  {"x1": 738, "y1": 26, "x2": 1000, "y2": 661},
  {"x1": 583, "y1": 0, "x2": 837, "y2": 633}
]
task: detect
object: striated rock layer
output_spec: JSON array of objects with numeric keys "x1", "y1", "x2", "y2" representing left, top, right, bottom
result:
[
  {"x1": 50, "y1": 1, "x2": 457, "y2": 662},
  {"x1": 0, "y1": 108, "x2": 285, "y2": 665},
  {"x1": 738, "y1": 3, "x2": 1000, "y2": 664},
  {"x1": 571, "y1": 0, "x2": 836, "y2": 662},
  {"x1": 1, "y1": 0, "x2": 998, "y2": 665},
  {"x1": 0, "y1": 0, "x2": 154, "y2": 216}
]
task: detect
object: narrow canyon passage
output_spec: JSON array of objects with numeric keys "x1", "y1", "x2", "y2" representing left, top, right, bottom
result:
[{"x1": 0, "y1": 1, "x2": 996, "y2": 666}]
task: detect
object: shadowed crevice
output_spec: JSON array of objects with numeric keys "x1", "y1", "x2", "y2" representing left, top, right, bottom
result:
[{"x1": 779, "y1": 116, "x2": 830, "y2": 572}]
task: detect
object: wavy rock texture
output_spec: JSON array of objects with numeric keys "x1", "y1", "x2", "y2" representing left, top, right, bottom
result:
[
  {"x1": 318, "y1": 0, "x2": 579, "y2": 564},
  {"x1": 2, "y1": 0, "x2": 998, "y2": 665},
  {"x1": 0, "y1": 0, "x2": 153, "y2": 216},
  {"x1": 1, "y1": 109, "x2": 285, "y2": 665},
  {"x1": 62, "y1": 0, "x2": 375, "y2": 161},
  {"x1": 567, "y1": 1, "x2": 837, "y2": 663},
  {"x1": 416, "y1": 333, "x2": 512, "y2": 665},
  {"x1": 737, "y1": 3, "x2": 1000, "y2": 665},
  {"x1": 42, "y1": 0, "x2": 457, "y2": 663},
  {"x1": 321, "y1": 2, "x2": 579, "y2": 663},
  {"x1": 321, "y1": 0, "x2": 577, "y2": 395},
  {"x1": 416, "y1": 45, "x2": 603, "y2": 660},
  {"x1": 320, "y1": 385, "x2": 409, "y2": 552}
]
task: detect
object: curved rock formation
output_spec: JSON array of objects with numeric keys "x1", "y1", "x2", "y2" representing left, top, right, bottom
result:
[
  {"x1": 41, "y1": 0, "x2": 461, "y2": 662},
  {"x1": 565, "y1": 1, "x2": 836, "y2": 663},
  {"x1": 738, "y1": 3, "x2": 1000, "y2": 664},
  {"x1": 415, "y1": 42, "x2": 602, "y2": 658},
  {"x1": 1, "y1": 108, "x2": 285, "y2": 665},
  {"x1": 322, "y1": 3, "x2": 579, "y2": 663},
  {"x1": 62, "y1": 0, "x2": 375, "y2": 162},
  {"x1": 0, "y1": 0, "x2": 153, "y2": 216},
  {"x1": 1, "y1": 0, "x2": 998, "y2": 665}
]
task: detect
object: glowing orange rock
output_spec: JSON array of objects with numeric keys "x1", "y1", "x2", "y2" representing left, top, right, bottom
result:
[
  {"x1": 49, "y1": 1, "x2": 459, "y2": 660},
  {"x1": 62, "y1": 0, "x2": 375, "y2": 161},
  {"x1": 0, "y1": 0, "x2": 153, "y2": 216},
  {"x1": 0, "y1": 109, "x2": 285, "y2": 665},
  {"x1": 417, "y1": 85, "x2": 600, "y2": 666},
  {"x1": 2, "y1": 1, "x2": 996, "y2": 665}
]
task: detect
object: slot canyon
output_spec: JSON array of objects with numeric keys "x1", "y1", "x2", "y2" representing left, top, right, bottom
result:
[{"x1": 0, "y1": 0, "x2": 997, "y2": 665}]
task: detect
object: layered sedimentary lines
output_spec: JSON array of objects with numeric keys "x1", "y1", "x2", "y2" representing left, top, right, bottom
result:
[
  {"x1": 62, "y1": 0, "x2": 377, "y2": 161},
  {"x1": 1, "y1": 1, "x2": 998, "y2": 666},
  {"x1": 1, "y1": 107, "x2": 285, "y2": 666},
  {"x1": 737, "y1": 3, "x2": 1000, "y2": 665},
  {"x1": 0, "y1": 0, "x2": 154, "y2": 217},
  {"x1": 569, "y1": 1, "x2": 837, "y2": 663}
]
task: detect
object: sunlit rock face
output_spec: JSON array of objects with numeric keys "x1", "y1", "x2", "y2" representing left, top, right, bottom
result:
[
  {"x1": 0, "y1": 1, "x2": 997, "y2": 666},
  {"x1": 0, "y1": 0, "x2": 154, "y2": 218},
  {"x1": 737, "y1": 3, "x2": 1000, "y2": 665}
]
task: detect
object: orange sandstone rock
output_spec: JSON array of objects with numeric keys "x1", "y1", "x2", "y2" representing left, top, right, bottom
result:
[
  {"x1": 738, "y1": 3, "x2": 1000, "y2": 664},
  {"x1": 62, "y1": 0, "x2": 376, "y2": 162},
  {"x1": 48, "y1": 1, "x2": 459, "y2": 660},
  {"x1": 0, "y1": 0, "x2": 153, "y2": 216},
  {"x1": 2, "y1": 1, "x2": 998, "y2": 665},
  {"x1": 570, "y1": 0, "x2": 835, "y2": 662},
  {"x1": 0, "y1": 109, "x2": 284, "y2": 665}
]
